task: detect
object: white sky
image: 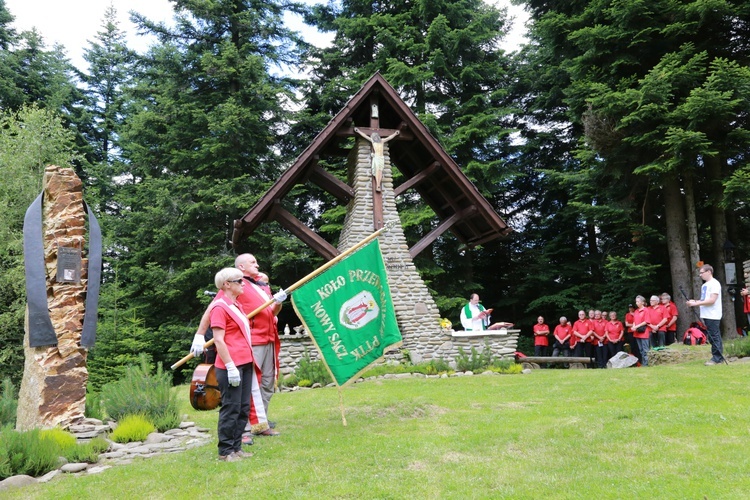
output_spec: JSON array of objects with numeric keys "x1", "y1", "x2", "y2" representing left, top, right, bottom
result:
[{"x1": 4, "y1": 0, "x2": 528, "y2": 72}]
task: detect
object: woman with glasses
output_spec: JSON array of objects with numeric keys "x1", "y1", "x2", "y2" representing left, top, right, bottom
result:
[{"x1": 210, "y1": 268, "x2": 256, "y2": 462}]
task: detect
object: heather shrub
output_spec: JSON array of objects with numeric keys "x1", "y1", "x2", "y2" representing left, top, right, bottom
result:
[
  {"x1": 110, "y1": 414, "x2": 156, "y2": 443},
  {"x1": 65, "y1": 436, "x2": 110, "y2": 463},
  {"x1": 412, "y1": 358, "x2": 451, "y2": 375},
  {"x1": 0, "y1": 427, "x2": 60, "y2": 480},
  {"x1": 39, "y1": 427, "x2": 78, "y2": 453}
]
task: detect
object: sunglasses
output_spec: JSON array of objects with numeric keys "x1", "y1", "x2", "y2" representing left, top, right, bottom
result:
[{"x1": 227, "y1": 279, "x2": 244, "y2": 284}]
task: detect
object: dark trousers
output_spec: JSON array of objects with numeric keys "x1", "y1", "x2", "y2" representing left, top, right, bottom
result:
[
  {"x1": 595, "y1": 344, "x2": 607, "y2": 368},
  {"x1": 607, "y1": 341, "x2": 623, "y2": 358},
  {"x1": 216, "y1": 362, "x2": 254, "y2": 457},
  {"x1": 552, "y1": 341, "x2": 569, "y2": 358},
  {"x1": 573, "y1": 342, "x2": 585, "y2": 358},
  {"x1": 584, "y1": 342, "x2": 596, "y2": 367},
  {"x1": 665, "y1": 330, "x2": 676, "y2": 345},
  {"x1": 573, "y1": 342, "x2": 595, "y2": 367},
  {"x1": 657, "y1": 330, "x2": 666, "y2": 347},
  {"x1": 703, "y1": 318, "x2": 724, "y2": 363},
  {"x1": 534, "y1": 345, "x2": 547, "y2": 357},
  {"x1": 625, "y1": 332, "x2": 641, "y2": 363}
]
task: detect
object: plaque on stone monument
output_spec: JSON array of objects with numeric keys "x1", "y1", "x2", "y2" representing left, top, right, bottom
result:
[{"x1": 57, "y1": 246, "x2": 82, "y2": 283}]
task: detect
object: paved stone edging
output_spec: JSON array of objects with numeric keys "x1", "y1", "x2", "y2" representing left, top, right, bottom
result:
[{"x1": 0, "y1": 418, "x2": 212, "y2": 492}]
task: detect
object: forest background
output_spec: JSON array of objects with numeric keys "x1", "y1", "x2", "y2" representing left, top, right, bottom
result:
[{"x1": 0, "y1": 0, "x2": 748, "y2": 389}]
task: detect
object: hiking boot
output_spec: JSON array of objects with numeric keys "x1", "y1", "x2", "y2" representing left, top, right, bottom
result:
[
  {"x1": 218, "y1": 453, "x2": 241, "y2": 462},
  {"x1": 704, "y1": 360, "x2": 717, "y2": 366},
  {"x1": 234, "y1": 450, "x2": 253, "y2": 459}
]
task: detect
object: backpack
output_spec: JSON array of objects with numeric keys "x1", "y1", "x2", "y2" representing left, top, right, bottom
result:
[{"x1": 683, "y1": 326, "x2": 706, "y2": 346}]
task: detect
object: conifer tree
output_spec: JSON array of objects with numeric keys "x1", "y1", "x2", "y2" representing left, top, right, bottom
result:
[
  {"x1": 302, "y1": 0, "x2": 518, "y2": 314},
  {"x1": 103, "y1": 0, "x2": 304, "y2": 370},
  {"x1": 519, "y1": 0, "x2": 750, "y2": 335}
]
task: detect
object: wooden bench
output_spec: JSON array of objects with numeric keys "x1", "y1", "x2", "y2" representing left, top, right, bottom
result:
[{"x1": 515, "y1": 355, "x2": 594, "y2": 369}]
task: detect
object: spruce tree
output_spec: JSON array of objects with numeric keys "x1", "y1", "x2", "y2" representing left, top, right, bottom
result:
[
  {"x1": 303, "y1": 0, "x2": 518, "y2": 315},
  {"x1": 104, "y1": 0, "x2": 304, "y2": 371}
]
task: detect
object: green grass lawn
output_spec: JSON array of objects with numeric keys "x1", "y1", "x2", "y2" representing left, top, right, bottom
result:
[{"x1": 12, "y1": 358, "x2": 750, "y2": 499}]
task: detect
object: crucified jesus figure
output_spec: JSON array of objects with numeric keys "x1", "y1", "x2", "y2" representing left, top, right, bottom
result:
[{"x1": 354, "y1": 127, "x2": 400, "y2": 192}]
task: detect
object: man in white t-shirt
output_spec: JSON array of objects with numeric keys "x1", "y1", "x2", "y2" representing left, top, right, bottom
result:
[{"x1": 687, "y1": 264, "x2": 724, "y2": 365}]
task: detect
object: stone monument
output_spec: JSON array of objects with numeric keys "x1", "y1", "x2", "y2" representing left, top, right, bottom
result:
[{"x1": 17, "y1": 165, "x2": 101, "y2": 430}]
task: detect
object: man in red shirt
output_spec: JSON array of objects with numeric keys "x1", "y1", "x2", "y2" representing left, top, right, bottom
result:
[
  {"x1": 660, "y1": 293, "x2": 679, "y2": 345},
  {"x1": 234, "y1": 254, "x2": 285, "y2": 434},
  {"x1": 741, "y1": 287, "x2": 750, "y2": 332},
  {"x1": 591, "y1": 310, "x2": 608, "y2": 368},
  {"x1": 648, "y1": 295, "x2": 668, "y2": 347},
  {"x1": 605, "y1": 311, "x2": 625, "y2": 358},
  {"x1": 533, "y1": 316, "x2": 550, "y2": 356},
  {"x1": 552, "y1": 316, "x2": 572, "y2": 359},
  {"x1": 571, "y1": 310, "x2": 591, "y2": 358}
]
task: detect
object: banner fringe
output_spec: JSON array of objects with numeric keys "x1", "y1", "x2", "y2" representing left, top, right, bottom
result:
[{"x1": 338, "y1": 387, "x2": 347, "y2": 427}]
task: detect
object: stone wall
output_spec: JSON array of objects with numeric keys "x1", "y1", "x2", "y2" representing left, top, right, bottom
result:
[
  {"x1": 277, "y1": 329, "x2": 518, "y2": 376},
  {"x1": 744, "y1": 259, "x2": 750, "y2": 283}
]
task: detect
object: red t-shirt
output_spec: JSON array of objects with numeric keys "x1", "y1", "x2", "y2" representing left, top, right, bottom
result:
[
  {"x1": 665, "y1": 301, "x2": 678, "y2": 332},
  {"x1": 591, "y1": 319, "x2": 607, "y2": 344},
  {"x1": 210, "y1": 302, "x2": 254, "y2": 369},
  {"x1": 625, "y1": 312, "x2": 635, "y2": 333},
  {"x1": 605, "y1": 320, "x2": 624, "y2": 343},
  {"x1": 554, "y1": 324, "x2": 572, "y2": 344},
  {"x1": 533, "y1": 323, "x2": 550, "y2": 346},
  {"x1": 649, "y1": 304, "x2": 668, "y2": 331},
  {"x1": 571, "y1": 319, "x2": 590, "y2": 347},
  {"x1": 743, "y1": 294, "x2": 750, "y2": 314},
  {"x1": 633, "y1": 307, "x2": 650, "y2": 339},
  {"x1": 237, "y1": 277, "x2": 278, "y2": 345}
]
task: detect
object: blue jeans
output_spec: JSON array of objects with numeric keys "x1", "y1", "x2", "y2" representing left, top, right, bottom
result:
[
  {"x1": 703, "y1": 318, "x2": 723, "y2": 362},
  {"x1": 636, "y1": 338, "x2": 650, "y2": 366}
]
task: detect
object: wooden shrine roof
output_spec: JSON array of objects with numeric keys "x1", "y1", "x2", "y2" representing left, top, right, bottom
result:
[{"x1": 231, "y1": 73, "x2": 512, "y2": 259}]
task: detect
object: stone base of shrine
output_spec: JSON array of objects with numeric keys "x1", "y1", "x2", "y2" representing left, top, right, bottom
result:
[{"x1": 276, "y1": 330, "x2": 519, "y2": 375}]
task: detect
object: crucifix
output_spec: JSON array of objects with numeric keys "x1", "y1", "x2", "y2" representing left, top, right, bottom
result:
[{"x1": 353, "y1": 95, "x2": 400, "y2": 230}]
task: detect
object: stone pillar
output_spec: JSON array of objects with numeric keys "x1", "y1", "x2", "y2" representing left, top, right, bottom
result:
[
  {"x1": 339, "y1": 138, "x2": 443, "y2": 358},
  {"x1": 17, "y1": 166, "x2": 89, "y2": 430}
]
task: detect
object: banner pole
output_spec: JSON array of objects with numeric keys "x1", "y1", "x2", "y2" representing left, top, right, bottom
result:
[{"x1": 171, "y1": 222, "x2": 394, "y2": 370}]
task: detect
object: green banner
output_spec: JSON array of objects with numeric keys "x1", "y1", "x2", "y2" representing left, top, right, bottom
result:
[{"x1": 291, "y1": 239, "x2": 402, "y2": 386}]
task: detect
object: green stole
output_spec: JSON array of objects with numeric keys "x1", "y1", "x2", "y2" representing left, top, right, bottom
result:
[{"x1": 463, "y1": 303, "x2": 487, "y2": 331}]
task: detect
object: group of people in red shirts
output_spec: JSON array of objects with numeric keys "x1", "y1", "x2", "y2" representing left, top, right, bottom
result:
[{"x1": 532, "y1": 293, "x2": 680, "y2": 368}]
